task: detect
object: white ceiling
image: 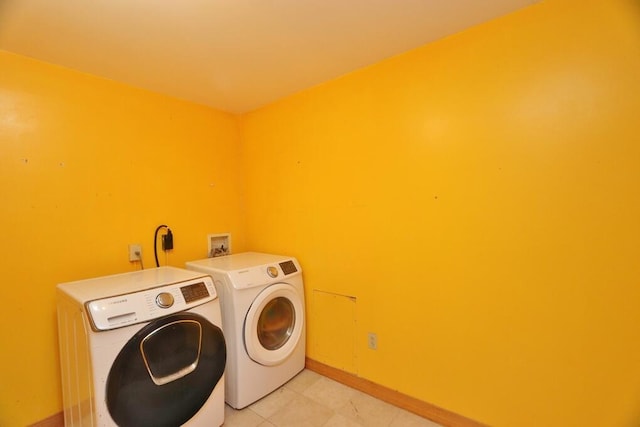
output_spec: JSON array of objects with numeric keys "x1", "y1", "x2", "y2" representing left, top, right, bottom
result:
[{"x1": 0, "y1": 0, "x2": 538, "y2": 114}]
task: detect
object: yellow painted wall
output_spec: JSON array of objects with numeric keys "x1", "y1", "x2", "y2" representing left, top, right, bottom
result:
[
  {"x1": 0, "y1": 51, "x2": 245, "y2": 426},
  {"x1": 240, "y1": 0, "x2": 640, "y2": 425},
  {"x1": 2, "y1": 0, "x2": 640, "y2": 425}
]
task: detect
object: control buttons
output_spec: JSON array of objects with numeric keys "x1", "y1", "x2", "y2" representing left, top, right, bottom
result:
[
  {"x1": 267, "y1": 266, "x2": 279, "y2": 278},
  {"x1": 156, "y1": 292, "x2": 174, "y2": 309},
  {"x1": 180, "y1": 282, "x2": 210, "y2": 303}
]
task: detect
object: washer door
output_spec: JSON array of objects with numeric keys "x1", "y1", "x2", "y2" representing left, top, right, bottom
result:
[
  {"x1": 244, "y1": 283, "x2": 304, "y2": 366},
  {"x1": 106, "y1": 313, "x2": 226, "y2": 427}
]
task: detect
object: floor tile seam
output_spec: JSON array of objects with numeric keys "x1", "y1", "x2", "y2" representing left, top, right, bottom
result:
[
  {"x1": 263, "y1": 385, "x2": 308, "y2": 424},
  {"x1": 283, "y1": 375, "x2": 322, "y2": 395},
  {"x1": 246, "y1": 406, "x2": 270, "y2": 425},
  {"x1": 296, "y1": 383, "x2": 332, "y2": 410},
  {"x1": 289, "y1": 380, "x2": 335, "y2": 412},
  {"x1": 387, "y1": 407, "x2": 408, "y2": 427},
  {"x1": 278, "y1": 385, "x2": 343, "y2": 427},
  {"x1": 318, "y1": 412, "x2": 363, "y2": 427},
  {"x1": 385, "y1": 408, "x2": 404, "y2": 427}
]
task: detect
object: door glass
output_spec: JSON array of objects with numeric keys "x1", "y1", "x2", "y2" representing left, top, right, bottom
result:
[
  {"x1": 141, "y1": 320, "x2": 201, "y2": 385},
  {"x1": 257, "y1": 297, "x2": 295, "y2": 350}
]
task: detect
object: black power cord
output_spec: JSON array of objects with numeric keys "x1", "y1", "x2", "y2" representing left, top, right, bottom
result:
[{"x1": 154, "y1": 224, "x2": 173, "y2": 267}]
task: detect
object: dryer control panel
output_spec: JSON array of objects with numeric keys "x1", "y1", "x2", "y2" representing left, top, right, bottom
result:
[
  {"x1": 226, "y1": 259, "x2": 301, "y2": 290},
  {"x1": 86, "y1": 277, "x2": 217, "y2": 331}
]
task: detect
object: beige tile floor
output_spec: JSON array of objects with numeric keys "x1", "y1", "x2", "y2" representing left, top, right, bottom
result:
[{"x1": 223, "y1": 369, "x2": 443, "y2": 427}]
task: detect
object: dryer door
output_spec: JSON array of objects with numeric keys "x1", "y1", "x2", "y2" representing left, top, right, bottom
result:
[
  {"x1": 244, "y1": 283, "x2": 304, "y2": 366},
  {"x1": 106, "y1": 312, "x2": 226, "y2": 427}
]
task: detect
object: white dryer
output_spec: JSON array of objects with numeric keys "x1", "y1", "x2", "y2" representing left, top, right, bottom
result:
[
  {"x1": 57, "y1": 267, "x2": 226, "y2": 427},
  {"x1": 186, "y1": 252, "x2": 305, "y2": 409}
]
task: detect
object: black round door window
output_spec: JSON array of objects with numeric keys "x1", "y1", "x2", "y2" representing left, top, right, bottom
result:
[
  {"x1": 257, "y1": 296, "x2": 295, "y2": 350},
  {"x1": 106, "y1": 313, "x2": 226, "y2": 427}
]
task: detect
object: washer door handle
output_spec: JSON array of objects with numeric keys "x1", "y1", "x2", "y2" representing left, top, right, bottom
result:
[{"x1": 140, "y1": 320, "x2": 202, "y2": 385}]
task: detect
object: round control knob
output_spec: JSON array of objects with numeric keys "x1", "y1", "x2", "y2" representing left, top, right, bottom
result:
[
  {"x1": 156, "y1": 292, "x2": 174, "y2": 309},
  {"x1": 267, "y1": 266, "x2": 279, "y2": 278}
]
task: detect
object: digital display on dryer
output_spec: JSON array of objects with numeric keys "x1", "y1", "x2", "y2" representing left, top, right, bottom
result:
[
  {"x1": 180, "y1": 282, "x2": 210, "y2": 303},
  {"x1": 279, "y1": 260, "x2": 298, "y2": 275}
]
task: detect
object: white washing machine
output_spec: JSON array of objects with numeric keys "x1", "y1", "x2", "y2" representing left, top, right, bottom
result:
[
  {"x1": 186, "y1": 252, "x2": 305, "y2": 409},
  {"x1": 57, "y1": 267, "x2": 226, "y2": 427}
]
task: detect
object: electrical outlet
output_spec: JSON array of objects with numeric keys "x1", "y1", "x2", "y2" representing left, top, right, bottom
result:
[
  {"x1": 368, "y1": 332, "x2": 378, "y2": 350},
  {"x1": 128, "y1": 244, "x2": 142, "y2": 262}
]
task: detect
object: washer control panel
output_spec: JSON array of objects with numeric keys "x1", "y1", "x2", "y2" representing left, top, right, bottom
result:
[{"x1": 86, "y1": 276, "x2": 216, "y2": 331}]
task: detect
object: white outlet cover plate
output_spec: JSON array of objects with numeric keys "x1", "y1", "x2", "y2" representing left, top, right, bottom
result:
[{"x1": 128, "y1": 244, "x2": 142, "y2": 262}]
